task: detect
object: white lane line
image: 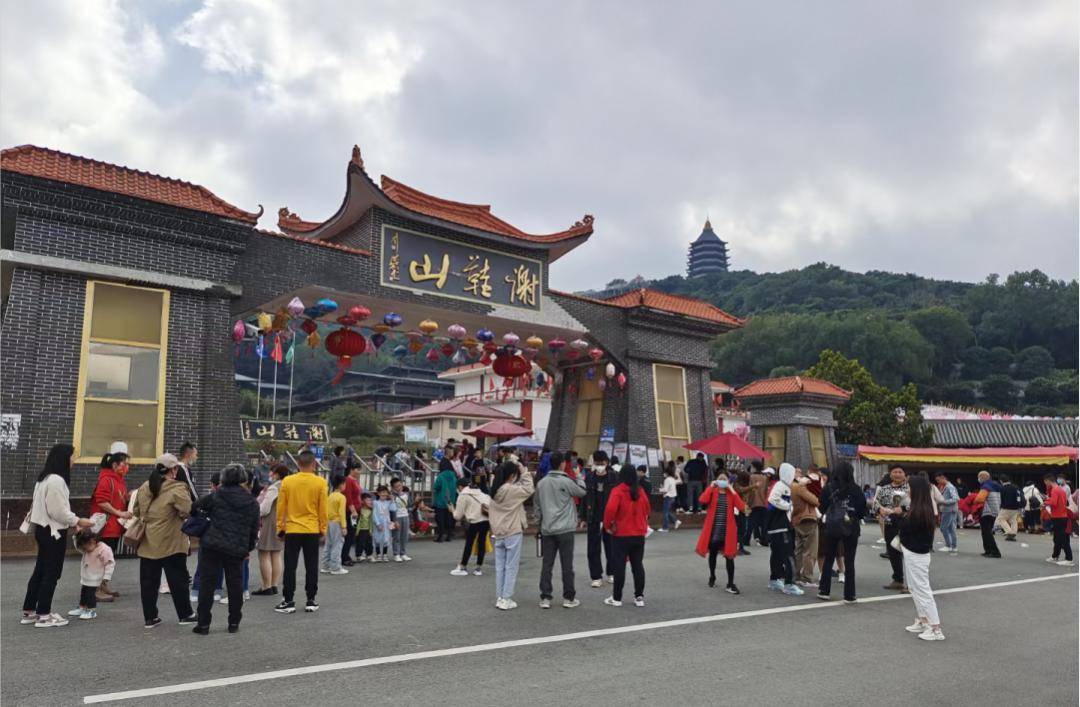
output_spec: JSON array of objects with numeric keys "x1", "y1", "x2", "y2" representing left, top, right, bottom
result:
[{"x1": 84, "y1": 572, "x2": 1077, "y2": 704}]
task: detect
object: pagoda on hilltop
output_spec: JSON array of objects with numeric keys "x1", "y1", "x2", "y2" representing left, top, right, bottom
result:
[{"x1": 687, "y1": 219, "x2": 729, "y2": 277}]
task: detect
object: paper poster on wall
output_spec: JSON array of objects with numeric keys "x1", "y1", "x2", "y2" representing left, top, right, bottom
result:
[
  {"x1": 613, "y1": 442, "x2": 628, "y2": 463},
  {"x1": 629, "y1": 444, "x2": 648, "y2": 468},
  {"x1": 1, "y1": 414, "x2": 20, "y2": 450},
  {"x1": 600, "y1": 426, "x2": 615, "y2": 443},
  {"x1": 647, "y1": 448, "x2": 660, "y2": 468},
  {"x1": 403, "y1": 425, "x2": 428, "y2": 443}
]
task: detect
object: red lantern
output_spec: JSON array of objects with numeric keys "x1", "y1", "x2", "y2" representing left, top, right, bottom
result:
[
  {"x1": 483, "y1": 340, "x2": 498, "y2": 354},
  {"x1": 440, "y1": 342, "x2": 455, "y2": 357},
  {"x1": 325, "y1": 327, "x2": 366, "y2": 384},
  {"x1": 349, "y1": 305, "x2": 371, "y2": 321},
  {"x1": 426, "y1": 348, "x2": 440, "y2": 363},
  {"x1": 492, "y1": 352, "x2": 530, "y2": 378},
  {"x1": 588, "y1": 347, "x2": 603, "y2": 362},
  {"x1": 300, "y1": 319, "x2": 318, "y2": 335},
  {"x1": 480, "y1": 352, "x2": 493, "y2": 366}
]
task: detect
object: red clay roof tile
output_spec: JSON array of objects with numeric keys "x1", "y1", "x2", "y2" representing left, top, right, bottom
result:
[
  {"x1": 277, "y1": 207, "x2": 322, "y2": 234},
  {"x1": 1, "y1": 145, "x2": 261, "y2": 224},
  {"x1": 601, "y1": 288, "x2": 744, "y2": 327},
  {"x1": 734, "y1": 376, "x2": 851, "y2": 400}
]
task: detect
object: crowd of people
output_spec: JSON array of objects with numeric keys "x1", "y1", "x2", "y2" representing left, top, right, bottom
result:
[{"x1": 18, "y1": 439, "x2": 1079, "y2": 644}]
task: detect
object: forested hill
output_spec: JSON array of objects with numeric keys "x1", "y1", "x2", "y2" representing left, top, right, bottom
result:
[{"x1": 603, "y1": 265, "x2": 1079, "y2": 417}]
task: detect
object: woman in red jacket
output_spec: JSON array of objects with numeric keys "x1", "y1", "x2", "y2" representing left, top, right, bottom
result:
[
  {"x1": 603, "y1": 465, "x2": 653, "y2": 607},
  {"x1": 695, "y1": 468, "x2": 747, "y2": 594},
  {"x1": 89, "y1": 448, "x2": 133, "y2": 600}
]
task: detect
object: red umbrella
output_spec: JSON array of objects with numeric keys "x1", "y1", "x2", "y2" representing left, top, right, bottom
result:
[
  {"x1": 685, "y1": 432, "x2": 766, "y2": 458},
  {"x1": 466, "y1": 420, "x2": 534, "y2": 439}
]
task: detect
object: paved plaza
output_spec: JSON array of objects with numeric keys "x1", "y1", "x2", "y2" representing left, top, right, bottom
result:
[{"x1": 1, "y1": 527, "x2": 1076, "y2": 706}]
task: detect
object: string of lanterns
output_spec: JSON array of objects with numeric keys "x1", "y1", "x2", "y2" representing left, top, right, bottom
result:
[{"x1": 232, "y1": 296, "x2": 628, "y2": 392}]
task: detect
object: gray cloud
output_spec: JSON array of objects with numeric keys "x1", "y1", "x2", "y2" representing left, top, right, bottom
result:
[{"x1": 2, "y1": 0, "x2": 1075, "y2": 289}]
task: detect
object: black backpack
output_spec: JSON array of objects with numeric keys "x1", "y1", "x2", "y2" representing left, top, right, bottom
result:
[{"x1": 825, "y1": 489, "x2": 855, "y2": 539}]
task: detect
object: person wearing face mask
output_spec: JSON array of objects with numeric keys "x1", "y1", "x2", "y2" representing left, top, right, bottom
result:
[
  {"x1": 695, "y1": 468, "x2": 748, "y2": 594},
  {"x1": 581, "y1": 451, "x2": 617, "y2": 587},
  {"x1": 89, "y1": 442, "x2": 134, "y2": 601},
  {"x1": 766, "y1": 463, "x2": 803, "y2": 596}
]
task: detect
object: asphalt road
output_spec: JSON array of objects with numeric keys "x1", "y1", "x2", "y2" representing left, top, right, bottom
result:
[{"x1": 2, "y1": 527, "x2": 1076, "y2": 706}]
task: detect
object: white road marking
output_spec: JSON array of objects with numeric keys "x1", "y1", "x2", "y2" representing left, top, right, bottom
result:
[{"x1": 84, "y1": 572, "x2": 1077, "y2": 704}]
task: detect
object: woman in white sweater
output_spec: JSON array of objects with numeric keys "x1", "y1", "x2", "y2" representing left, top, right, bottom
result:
[{"x1": 22, "y1": 444, "x2": 93, "y2": 628}]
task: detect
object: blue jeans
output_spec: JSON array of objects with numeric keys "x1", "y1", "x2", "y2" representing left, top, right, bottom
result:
[
  {"x1": 392, "y1": 517, "x2": 410, "y2": 556},
  {"x1": 662, "y1": 497, "x2": 677, "y2": 530},
  {"x1": 322, "y1": 522, "x2": 344, "y2": 572},
  {"x1": 494, "y1": 533, "x2": 523, "y2": 600},
  {"x1": 939, "y1": 511, "x2": 958, "y2": 549}
]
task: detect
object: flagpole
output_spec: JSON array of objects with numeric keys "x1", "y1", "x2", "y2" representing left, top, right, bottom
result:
[
  {"x1": 256, "y1": 341, "x2": 263, "y2": 419},
  {"x1": 287, "y1": 337, "x2": 296, "y2": 421},
  {"x1": 272, "y1": 357, "x2": 279, "y2": 420}
]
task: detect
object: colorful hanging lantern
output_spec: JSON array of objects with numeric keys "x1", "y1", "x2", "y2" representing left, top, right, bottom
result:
[
  {"x1": 502, "y1": 332, "x2": 520, "y2": 347},
  {"x1": 492, "y1": 351, "x2": 530, "y2": 378},
  {"x1": 231, "y1": 320, "x2": 245, "y2": 343},
  {"x1": 407, "y1": 339, "x2": 424, "y2": 354},
  {"x1": 476, "y1": 328, "x2": 495, "y2": 342},
  {"x1": 525, "y1": 334, "x2": 543, "y2": 349},
  {"x1": 605, "y1": 362, "x2": 616, "y2": 378},
  {"x1": 585, "y1": 367, "x2": 596, "y2": 380},
  {"x1": 383, "y1": 312, "x2": 403, "y2": 328},
  {"x1": 243, "y1": 322, "x2": 260, "y2": 338},
  {"x1": 256, "y1": 312, "x2": 273, "y2": 332},
  {"x1": 406, "y1": 330, "x2": 424, "y2": 342},
  {"x1": 482, "y1": 340, "x2": 498, "y2": 354},
  {"x1": 547, "y1": 337, "x2": 566, "y2": 354},
  {"x1": 480, "y1": 351, "x2": 493, "y2": 366},
  {"x1": 306, "y1": 331, "x2": 320, "y2": 348},
  {"x1": 373, "y1": 323, "x2": 390, "y2": 334},
  {"x1": 451, "y1": 348, "x2": 468, "y2": 365},
  {"x1": 316, "y1": 298, "x2": 339, "y2": 315},
  {"x1": 349, "y1": 305, "x2": 371, "y2": 322},
  {"x1": 325, "y1": 327, "x2": 366, "y2": 384},
  {"x1": 447, "y1": 324, "x2": 467, "y2": 340},
  {"x1": 523, "y1": 347, "x2": 538, "y2": 360},
  {"x1": 462, "y1": 336, "x2": 479, "y2": 349},
  {"x1": 566, "y1": 349, "x2": 581, "y2": 361},
  {"x1": 438, "y1": 342, "x2": 454, "y2": 357},
  {"x1": 570, "y1": 338, "x2": 589, "y2": 351},
  {"x1": 536, "y1": 372, "x2": 546, "y2": 388},
  {"x1": 287, "y1": 296, "x2": 305, "y2": 318},
  {"x1": 371, "y1": 332, "x2": 387, "y2": 350},
  {"x1": 588, "y1": 347, "x2": 603, "y2": 362},
  {"x1": 300, "y1": 319, "x2": 318, "y2": 335},
  {"x1": 392, "y1": 345, "x2": 408, "y2": 358},
  {"x1": 272, "y1": 311, "x2": 291, "y2": 331},
  {"x1": 617, "y1": 372, "x2": 627, "y2": 389},
  {"x1": 426, "y1": 348, "x2": 440, "y2": 363},
  {"x1": 419, "y1": 319, "x2": 439, "y2": 336},
  {"x1": 336, "y1": 315, "x2": 357, "y2": 327}
]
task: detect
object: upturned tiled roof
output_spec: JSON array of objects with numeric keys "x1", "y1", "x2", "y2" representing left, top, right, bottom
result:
[
  {"x1": 734, "y1": 376, "x2": 852, "y2": 400},
  {"x1": 1, "y1": 145, "x2": 261, "y2": 223},
  {"x1": 386, "y1": 398, "x2": 517, "y2": 423},
  {"x1": 927, "y1": 419, "x2": 1079, "y2": 448},
  {"x1": 277, "y1": 207, "x2": 322, "y2": 233},
  {"x1": 380, "y1": 175, "x2": 594, "y2": 243},
  {"x1": 601, "y1": 288, "x2": 744, "y2": 327}
]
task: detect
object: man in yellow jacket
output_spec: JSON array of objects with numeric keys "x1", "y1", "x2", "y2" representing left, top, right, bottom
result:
[{"x1": 274, "y1": 451, "x2": 328, "y2": 614}]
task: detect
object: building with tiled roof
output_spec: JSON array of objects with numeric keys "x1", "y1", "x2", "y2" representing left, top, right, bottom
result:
[
  {"x1": 601, "y1": 288, "x2": 744, "y2": 328},
  {"x1": 926, "y1": 418, "x2": 1078, "y2": 448},
  {"x1": 734, "y1": 376, "x2": 852, "y2": 403}
]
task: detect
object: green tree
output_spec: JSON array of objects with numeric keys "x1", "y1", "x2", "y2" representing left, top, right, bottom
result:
[
  {"x1": 979, "y1": 375, "x2": 1018, "y2": 411},
  {"x1": 1014, "y1": 346, "x2": 1054, "y2": 380},
  {"x1": 238, "y1": 389, "x2": 273, "y2": 418},
  {"x1": 1023, "y1": 377, "x2": 1061, "y2": 407},
  {"x1": 321, "y1": 403, "x2": 384, "y2": 439},
  {"x1": 804, "y1": 350, "x2": 932, "y2": 446},
  {"x1": 960, "y1": 346, "x2": 991, "y2": 380},
  {"x1": 905, "y1": 307, "x2": 974, "y2": 378},
  {"x1": 769, "y1": 365, "x2": 799, "y2": 377},
  {"x1": 987, "y1": 347, "x2": 1014, "y2": 374}
]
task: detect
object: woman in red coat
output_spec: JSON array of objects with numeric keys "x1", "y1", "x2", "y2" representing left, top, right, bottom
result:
[{"x1": 695, "y1": 469, "x2": 747, "y2": 594}]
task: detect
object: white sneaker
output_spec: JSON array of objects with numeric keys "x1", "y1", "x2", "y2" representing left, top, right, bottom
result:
[
  {"x1": 590, "y1": 579, "x2": 603, "y2": 588},
  {"x1": 1045, "y1": 557, "x2": 1058, "y2": 563},
  {"x1": 243, "y1": 590, "x2": 251, "y2": 600},
  {"x1": 504, "y1": 598, "x2": 518, "y2": 610},
  {"x1": 905, "y1": 621, "x2": 928, "y2": 633},
  {"x1": 214, "y1": 593, "x2": 222, "y2": 601},
  {"x1": 159, "y1": 585, "x2": 170, "y2": 594},
  {"x1": 539, "y1": 598, "x2": 552, "y2": 609},
  {"x1": 78, "y1": 609, "x2": 97, "y2": 620},
  {"x1": 1057, "y1": 560, "x2": 1076, "y2": 566},
  {"x1": 473, "y1": 568, "x2": 483, "y2": 576},
  {"x1": 189, "y1": 593, "x2": 199, "y2": 603},
  {"x1": 634, "y1": 596, "x2": 645, "y2": 607},
  {"x1": 219, "y1": 596, "x2": 229, "y2": 605},
  {"x1": 495, "y1": 598, "x2": 508, "y2": 610},
  {"x1": 382, "y1": 555, "x2": 391, "y2": 562},
  {"x1": 319, "y1": 568, "x2": 329, "y2": 574},
  {"x1": 918, "y1": 627, "x2": 945, "y2": 641},
  {"x1": 331, "y1": 568, "x2": 350, "y2": 575},
  {"x1": 34, "y1": 613, "x2": 69, "y2": 628},
  {"x1": 357, "y1": 555, "x2": 368, "y2": 563},
  {"x1": 562, "y1": 598, "x2": 581, "y2": 608},
  {"x1": 606, "y1": 575, "x2": 614, "y2": 584},
  {"x1": 67, "y1": 607, "x2": 84, "y2": 617},
  {"x1": 674, "y1": 520, "x2": 682, "y2": 530},
  {"x1": 657, "y1": 528, "x2": 669, "y2": 533},
  {"x1": 401, "y1": 555, "x2": 412, "y2": 562},
  {"x1": 603, "y1": 597, "x2": 622, "y2": 607},
  {"x1": 838, "y1": 575, "x2": 846, "y2": 583},
  {"x1": 20, "y1": 612, "x2": 40, "y2": 625},
  {"x1": 875, "y1": 537, "x2": 886, "y2": 545},
  {"x1": 394, "y1": 555, "x2": 403, "y2": 562},
  {"x1": 450, "y1": 567, "x2": 468, "y2": 576}
]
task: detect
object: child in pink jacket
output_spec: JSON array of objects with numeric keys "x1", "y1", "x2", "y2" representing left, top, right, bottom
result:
[{"x1": 67, "y1": 530, "x2": 116, "y2": 620}]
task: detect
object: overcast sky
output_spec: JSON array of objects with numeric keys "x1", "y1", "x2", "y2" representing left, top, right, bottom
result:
[{"x1": 2, "y1": 1, "x2": 1076, "y2": 288}]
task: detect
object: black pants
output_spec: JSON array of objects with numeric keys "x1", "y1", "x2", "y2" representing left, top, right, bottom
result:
[
  {"x1": 22, "y1": 526, "x2": 67, "y2": 615},
  {"x1": 139, "y1": 553, "x2": 193, "y2": 622},
  {"x1": 587, "y1": 522, "x2": 613, "y2": 580},
  {"x1": 747, "y1": 508, "x2": 769, "y2": 546},
  {"x1": 460, "y1": 521, "x2": 490, "y2": 566},
  {"x1": 980, "y1": 515, "x2": 1001, "y2": 557},
  {"x1": 356, "y1": 529, "x2": 373, "y2": 557},
  {"x1": 101, "y1": 536, "x2": 120, "y2": 554},
  {"x1": 342, "y1": 513, "x2": 357, "y2": 563},
  {"x1": 539, "y1": 532, "x2": 576, "y2": 600},
  {"x1": 435, "y1": 507, "x2": 455, "y2": 541},
  {"x1": 282, "y1": 533, "x2": 320, "y2": 603},
  {"x1": 1023, "y1": 509, "x2": 1042, "y2": 532},
  {"x1": 80, "y1": 584, "x2": 98, "y2": 609},
  {"x1": 768, "y1": 530, "x2": 794, "y2": 584},
  {"x1": 1051, "y1": 518, "x2": 1074, "y2": 561},
  {"x1": 819, "y1": 533, "x2": 859, "y2": 601},
  {"x1": 883, "y1": 522, "x2": 904, "y2": 582},
  {"x1": 707, "y1": 542, "x2": 735, "y2": 586},
  {"x1": 610, "y1": 535, "x2": 645, "y2": 601},
  {"x1": 197, "y1": 547, "x2": 244, "y2": 627},
  {"x1": 734, "y1": 514, "x2": 748, "y2": 550}
]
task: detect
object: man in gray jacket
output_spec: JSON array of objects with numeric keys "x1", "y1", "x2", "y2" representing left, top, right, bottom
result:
[{"x1": 535, "y1": 452, "x2": 587, "y2": 609}]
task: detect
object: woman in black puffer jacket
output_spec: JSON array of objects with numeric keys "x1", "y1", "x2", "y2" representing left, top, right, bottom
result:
[{"x1": 193, "y1": 464, "x2": 259, "y2": 634}]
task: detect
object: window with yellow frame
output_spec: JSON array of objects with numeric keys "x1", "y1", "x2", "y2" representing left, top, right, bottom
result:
[
  {"x1": 653, "y1": 364, "x2": 691, "y2": 460},
  {"x1": 73, "y1": 281, "x2": 169, "y2": 463},
  {"x1": 762, "y1": 426, "x2": 786, "y2": 466},
  {"x1": 572, "y1": 376, "x2": 604, "y2": 456},
  {"x1": 807, "y1": 427, "x2": 828, "y2": 468}
]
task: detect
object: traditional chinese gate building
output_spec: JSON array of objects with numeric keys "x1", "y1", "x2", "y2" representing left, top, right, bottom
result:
[{"x1": 1, "y1": 144, "x2": 742, "y2": 500}]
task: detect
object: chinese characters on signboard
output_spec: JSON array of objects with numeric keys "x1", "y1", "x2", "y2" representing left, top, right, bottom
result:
[
  {"x1": 380, "y1": 226, "x2": 543, "y2": 311},
  {"x1": 240, "y1": 419, "x2": 330, "y2": 444}
]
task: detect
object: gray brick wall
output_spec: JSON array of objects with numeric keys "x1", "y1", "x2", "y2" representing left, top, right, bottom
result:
[{"x1": 743, "y1": 398, "x2": 842, "y2": 470}]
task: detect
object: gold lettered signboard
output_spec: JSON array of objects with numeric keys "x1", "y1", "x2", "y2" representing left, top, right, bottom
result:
[
  {"x1": 380, "y1": 225, "x2": 543, "y2": 311},
  {"x1": 240, "y1": 419, "x2": 330, "y2": 443}
]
